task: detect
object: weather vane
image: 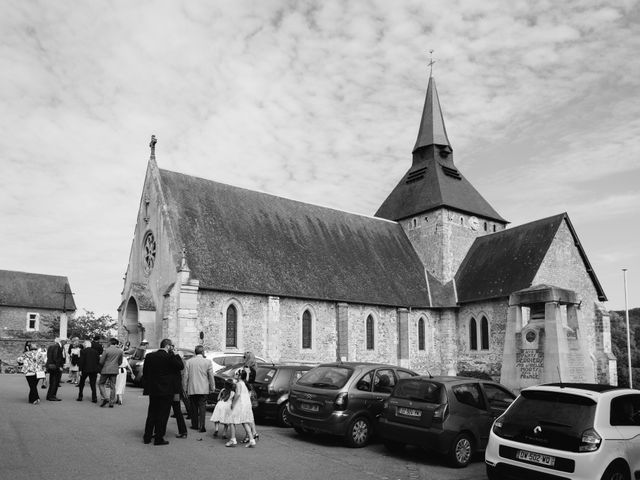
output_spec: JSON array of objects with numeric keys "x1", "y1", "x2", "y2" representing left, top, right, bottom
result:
[{"x1": 427, "y1": 49, "x2": 436, "y2": 77}]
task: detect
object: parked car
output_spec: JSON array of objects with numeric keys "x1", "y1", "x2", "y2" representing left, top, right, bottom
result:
[
  {"x1": 203, "y1": 351, "x2": 265, "y2": 373},
  {"x1": 377, "y1": 375, "x2": 516, "y2": 467},
  {"x1": 127, "y1": 347, "x2": 194, "y2": 386},
  {"x1": 288, "y1": 362, "x2": 417, "y2": 447},
  {"x1": 252, "y1": 363, "x2": 315, "y2": 427},
  {"x1": 485, "y1": 383, "x2": 640, "y2": 480},
  {"x1": 206, "y1": 363, "x2": 244, "y2": 409}
]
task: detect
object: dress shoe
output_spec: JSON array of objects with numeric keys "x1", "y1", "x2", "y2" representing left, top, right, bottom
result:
[
  {"x1": 143, "y1": 438, "x2": 152, "y2": 444},
  {"x1": 91, "y1": 398, "x2": 97, "y2": 403},
  {"x1": 76, "y1": 397, "x2": 83, "y2": 401},
  {"x1": 175, "y1": 433, "x2": 187, "y2": 439},
  {"x1": 154, "y1": 439, "x2": 169, "y2": 446},
  {"x1": 199, "y1": 428, "x2": 206, "y2": 433},
  {"x1": 47, "y1": 397, "x2": 61, "y2": 401},
  {"x1": 109, "y1": 404, "x2": 114, "y2": 408},
  {"x1": 100, "y1": 399, "x2": 109, "y2": 407},
  {"x1": 190, "y1": 426, "x2": 199, "y2": 430}
]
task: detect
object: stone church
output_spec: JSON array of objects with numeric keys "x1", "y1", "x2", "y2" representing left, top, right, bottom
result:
[{"x1": 118, "y1": 74, "x2": 616, "y2": 389}]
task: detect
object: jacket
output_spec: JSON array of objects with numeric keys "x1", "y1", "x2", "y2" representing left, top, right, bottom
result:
[
  {"x1": 183, "y1": 355, "x2": 215, "y2": 395},
  {"x1": 99, "y1": 345, "x2": 123, "y2": 375},
  {"x1": 142, "y1": 349, "x2": 183, "y2": 397},
  {"x1": 46, "y1": 343, "x2": 64, "y2": 370},
  {"x1": 78, "y1": 346, "x2": 101, "y2": 373}
]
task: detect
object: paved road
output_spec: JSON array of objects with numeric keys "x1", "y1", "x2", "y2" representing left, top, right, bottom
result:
[{"x1": 0, "y1": 374, "x2": 486, "y2": 480}]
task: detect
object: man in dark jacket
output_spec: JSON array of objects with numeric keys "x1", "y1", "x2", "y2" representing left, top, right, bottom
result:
[
  {"x1": 46, "y1": 338, "x2": 64, "y2": 401},
  {"x1": 77, "y1": 340, "x2": 101, "y2": 402},
  {"x1": 142, "y1": 338, "x2": 183, "y2": 445}
]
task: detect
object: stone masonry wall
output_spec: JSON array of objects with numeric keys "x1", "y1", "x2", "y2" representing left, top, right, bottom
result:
[{"x1": 456, "y1": 300, "x2": 509, "y2": 379}]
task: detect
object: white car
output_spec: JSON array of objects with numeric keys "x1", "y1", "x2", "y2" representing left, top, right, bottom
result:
[
  {"x1": 485, "y1": 383, "x2": 640, "y2": 480},
  {"x1": 203, "y1": 351, "x2": 266, "y2": 373}
]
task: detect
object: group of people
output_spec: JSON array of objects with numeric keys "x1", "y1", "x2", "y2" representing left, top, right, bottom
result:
[
  {"x1": 17, "y1": 337, "x2": 133, "y2": 407},
  {"x1": 142, "y1": 341, "x2": 259, "y2": 448}
]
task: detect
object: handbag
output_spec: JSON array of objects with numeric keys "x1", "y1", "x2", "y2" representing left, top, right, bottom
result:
[
  {"x1": 249, "y1": 386, "x2": 258, "y2": 408},
  {"x1": 36, "y1": 370, "x2": 46, "y2": 379}
]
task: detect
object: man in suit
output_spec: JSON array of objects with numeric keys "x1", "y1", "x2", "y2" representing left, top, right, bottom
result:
[
  {"x1": 77, "y1": 340, "x2": 101, "y2": 402},
  {"x1": 98, "y1": 338, "x2": 123, "y2": 407},
  {"x1": 46, "y1": 338, "x2": 64, "y2": 401},
  {"x1": 142, "y1": 338, "x2": 183, "y2": 445},
  {"x1": 183, "y1": 345, "x2": 215, "y2": 432}
]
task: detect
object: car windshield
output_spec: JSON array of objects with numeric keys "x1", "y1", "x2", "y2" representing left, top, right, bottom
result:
[
  {"x1": 297, "y1": 366, "x2": 352, "y2": 389},
  {"x1": 503, "y1": 390, "x2": 596, "y2": 429},
  {"x1": 393, "y1": 379, "x2": 444, "y2": 403}
]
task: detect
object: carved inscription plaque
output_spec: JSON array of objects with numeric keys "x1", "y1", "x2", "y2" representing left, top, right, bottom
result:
[{"x1": 516, "y1": 349, "x2": 544, "y2": 379}]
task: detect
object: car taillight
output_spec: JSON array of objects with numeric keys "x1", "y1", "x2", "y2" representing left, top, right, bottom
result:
[
  {"x1": 579, "y1": 428, "x2": 601, "y2": 452},
  {"x1": 334, "y1": 392, "x2": 348, "y2": 411},
  {"x1": 432, "y1": 403, "x2": 448, "y2": 422},
  {"x1": 492, "y1": 415, "x2": 505, "y2": 436}
]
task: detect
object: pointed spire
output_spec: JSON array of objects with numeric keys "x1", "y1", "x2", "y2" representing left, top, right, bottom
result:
[{"x1": 412, "y1": 76, "x2": 451, "y2": 153}]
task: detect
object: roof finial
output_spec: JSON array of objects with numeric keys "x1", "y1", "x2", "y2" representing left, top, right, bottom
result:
[
  {"x1": 427, "y1": 49, "x2": 436, "y2": 78},
  {"x1": 149, "y1": 135, "x2": 157, "y2": 160}
]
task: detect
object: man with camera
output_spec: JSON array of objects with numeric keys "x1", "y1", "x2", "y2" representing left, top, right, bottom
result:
[{"x1": 142, "y1": 338, "x2": 183, "y2": 446}]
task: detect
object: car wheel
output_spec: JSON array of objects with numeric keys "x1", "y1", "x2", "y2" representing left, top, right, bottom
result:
[
  {"x1": 601, "y1": 463, "x2": 630, "y2": 480},
  {"x1": 277, "y1": 402, "x2": 291, "y2": 427},
  {"x1": 293, "y1": 426, "x2": 314, "y2": 436},
  {"x1": 383, "y1": 440, "x2": 404, "y2": 453},
  {"x1": 345, "y1": 416, "x2": 372, "y2": 448},
  {"x1": 448, "y1": 433, "x2": 473, "y2": 468}
]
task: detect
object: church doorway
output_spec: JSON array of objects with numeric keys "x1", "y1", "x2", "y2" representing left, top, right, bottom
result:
[{"x1": 124, "y1": 297, "x2": 143, "y2": 346}]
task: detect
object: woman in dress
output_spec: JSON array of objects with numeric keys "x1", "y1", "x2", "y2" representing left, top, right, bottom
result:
[
  {"x1": 225, "y1": 369, "x2": 258, "y2": 448},
  {"x1": 17, "y1": 342, "x2": 46, "y2": 404},
  {"x1": 114, "y1": 343, "x2": 133, "y2": 405}
]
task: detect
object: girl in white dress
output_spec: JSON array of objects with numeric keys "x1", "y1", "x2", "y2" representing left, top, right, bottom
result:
[
  {"x1": 210, "y1": 379, "x2": 235, "y2": 438},
  {"x1": 225, "y1": 370, "x2": 257, "y2": 448}
]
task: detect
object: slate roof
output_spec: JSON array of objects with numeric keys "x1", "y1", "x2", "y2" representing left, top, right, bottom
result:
[
  {"x1": 455, "y1": 213, "x2": 606, "y2": 303},
  {"x1": 0, "y1": 270, "x2": 76, "y2": 310},
  {"x1": 413, "y1": 76, "x2": 451, "y2": 152},
  {"x1": 159, "y1": 169, "x2": 432, "y2": 308},
  {"x1": 375, "y1": 158, "x2": 507, "y2": 223}
]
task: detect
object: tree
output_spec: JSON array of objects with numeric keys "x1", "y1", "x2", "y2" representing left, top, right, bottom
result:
[
  {"x1": 46, "y1": 310, "x2": 117, "y2": 340},
  {"x1": 610, "y1": 310, "x2": 640, "y2": 388}
]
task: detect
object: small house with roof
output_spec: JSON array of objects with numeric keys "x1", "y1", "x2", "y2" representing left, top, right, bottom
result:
[
  {"x1": 118, "y1": 73, "x2": 615, "y2": 388},
  {"x1": 0, "y1": 269, "x2": 76, "y2": 366}
]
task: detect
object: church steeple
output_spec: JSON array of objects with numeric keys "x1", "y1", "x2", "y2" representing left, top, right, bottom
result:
[{"x1": 412, "y1": 75, "x2": 451, "y2": 154}]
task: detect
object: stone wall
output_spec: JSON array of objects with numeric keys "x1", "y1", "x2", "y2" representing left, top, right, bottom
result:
[
  {"x1": 456, "y1": 300, "x2": 509, "y2": 378},
  {"x1": 0, "y1": 306, "x2": 61, "y2": 336}
]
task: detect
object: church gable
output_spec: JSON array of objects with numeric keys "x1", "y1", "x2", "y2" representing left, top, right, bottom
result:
[
  {"x1": 455, "y1": 213, "x2": 606, "y2": 304},
  {"x1": 159, "y1": 169, "x2": 431, "y2": 307}
]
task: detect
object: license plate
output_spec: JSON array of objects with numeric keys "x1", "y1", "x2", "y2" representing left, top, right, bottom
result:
[
  {"x1": 300, "y1": 402, "x2": 319, "y2": 412},
  {"x1": 516, "y1": 449, "x2": 555, "y2": 467},
  {"x1": 398, "y1": 407, "x2": 422, "y2": 417}
]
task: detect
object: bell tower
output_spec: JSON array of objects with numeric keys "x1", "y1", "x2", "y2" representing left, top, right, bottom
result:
[{"x1": 375, "y1": 69, "x2": 507, "y2": 284}]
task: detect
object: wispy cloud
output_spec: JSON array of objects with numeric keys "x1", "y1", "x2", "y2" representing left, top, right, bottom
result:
[{"x1": 0, "y1": 0, "x2": 638, "y2": 313}]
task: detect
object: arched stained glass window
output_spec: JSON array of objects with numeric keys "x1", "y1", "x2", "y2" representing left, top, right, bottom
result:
[
  {"x1": 481, "y1": 316, "x2": 490, "y2": 350},
  {"x1": 469, "y1": 317, "x2": 478, "y2": 351},
  {"x1": 226, "y1": 305, "x2": 237, "y2": 348},
  {"x1": 418, "y1": 318, "x2": 425, "y2": 351},
  {"x1": 366, "y1": 315, "x2": 375, "y2": 350},
  {"x1": 302, "y1": 310, "x2": 312, "y2": 349}
]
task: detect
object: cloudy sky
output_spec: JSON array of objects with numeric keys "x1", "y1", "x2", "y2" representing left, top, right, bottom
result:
[{"x1": 1, "y1": 0, "x2": 638, "y2": 317}]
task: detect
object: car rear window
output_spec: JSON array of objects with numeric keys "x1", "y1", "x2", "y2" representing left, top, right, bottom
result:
[
  {"x1": 131, "y1": 348, "x2": 145, "y2": 360},
  {"x1": 297, "y1": 366, "x2": 353, "y2": 389},
  {"x1": 504, "y1": 390, "x2": 596, "y2": 428},
  {"x1": 255, "y1": 367, "x2": 277, "y2": 383},
  {"x1": 393, "y1": 379, "x2": 444, "y2": 403}
]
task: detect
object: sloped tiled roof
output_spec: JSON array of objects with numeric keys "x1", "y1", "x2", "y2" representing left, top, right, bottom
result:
[
  {"x1": 159, "y1": 169, "x2": 431, "y2": 308},
  {"x1": 455, "y1": 213, "x2": 606, "y2": 303},
  {"x1": 0, "y1": 270, "x2": 76, "y2": 310},
  {"x1": 375, "y1": 158, "x2": 506, "y2": 222}
]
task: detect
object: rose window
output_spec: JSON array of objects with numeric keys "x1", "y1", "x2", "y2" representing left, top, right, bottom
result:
[{"x1": 143, "y1": 231, "x2": 156, "y2": 275}]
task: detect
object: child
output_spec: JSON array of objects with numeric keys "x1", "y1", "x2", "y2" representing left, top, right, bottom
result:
[{"x1": 210, "y1": 379, "x2": 235, "y2": 438}]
